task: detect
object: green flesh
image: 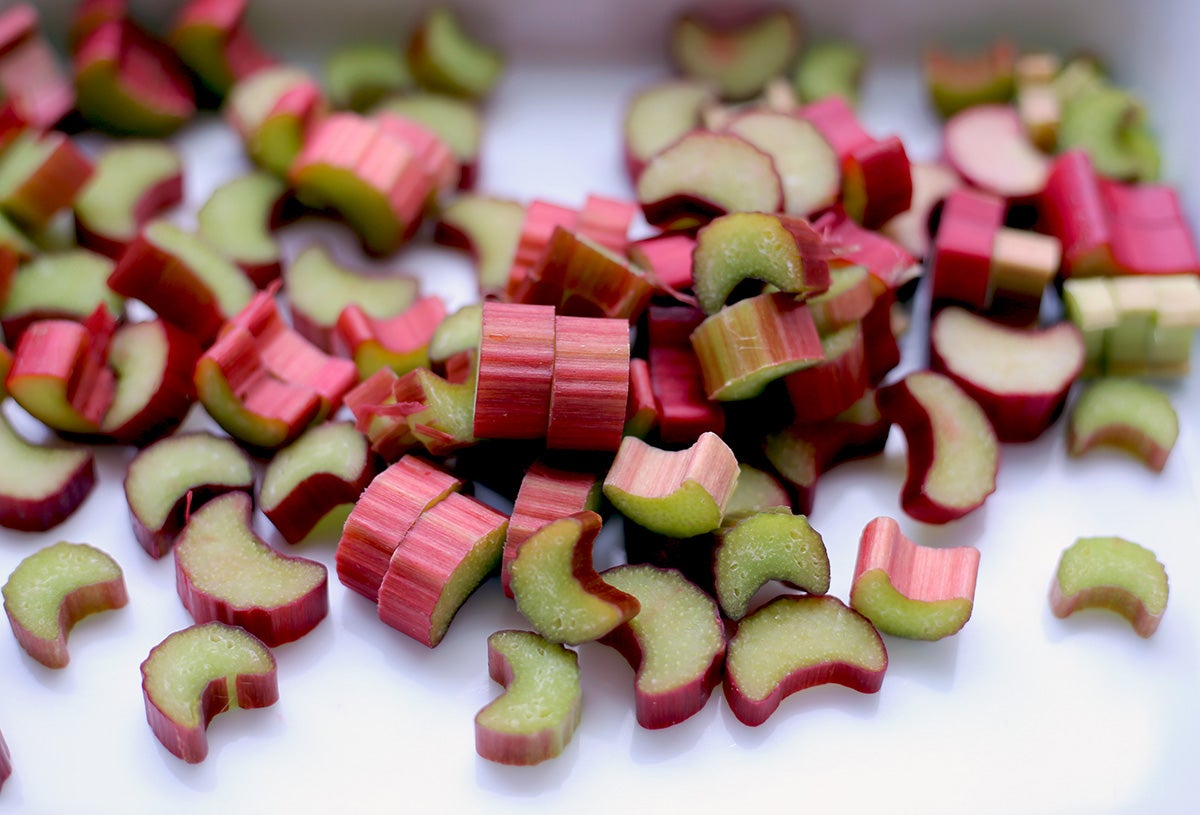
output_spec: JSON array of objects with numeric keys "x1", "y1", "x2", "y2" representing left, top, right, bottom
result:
[
  {"x1": 851, "y1": 570, "x2": 973, "y2": 640},
  {"x1": 2, "y1": 542, "x2": 122, "y2": 640},
  {"x1": 74, "y1": 141, "x2": 181, "y2": 241},
  {"x1": 605, "y1": 479, "x2": 723, "y2": 539},
  {"x1": 414, "y1": 7, "x2": 504, "y2": 99},
  {"x1": 693, "y1": 212, "x2": 817, "y2": 315},
  {"x1": 326, "y1": 44, "x2": 412, "y2": 111},
  {"x1": 437, "y1": 195, "x2": 524, "y2": 292},
  {"x1": 285, "y1": 244, "x2": 417, "y2": 328},
  {"x1": 125, "y1": 433, "x2": 253, "y2": 531},
  {"x1": 477, "y1": 630, "x2": 580, "y2": 737},
  {"x1": 428, "y1": 304, "x2": 482, "y2": 363},
  {"x1": 2, "y1": 250, "x2": 122, "y2": 320},
  {"x1": 0, "y1": 414, "x2": 91, "y2": 500},
  {"x1": 372, "y1": 93, "x2": 480, "y2": 162},
  {"x1": 259, "y1": 422, "x2": 368, "y2": 511},
  {"x1": 672, "y1": 11, "x2": 797, "y2": 100},
  {"x1": 1069, "y1": 378, "x2": 1178, "y2": 461},
  {"x1": 101, "y1": 321, "x2": 170, "y2": 431},
  {"x1": 197, "y1": 172, "x2": 286, "y2": 267},
  {"x1": 1056, "y1": 536, "x2": 1168, "y2": 617},
  {"x1": 794, "y1": 41, "x2": 865, "y2": 104},
  {"x1": 715, "y1": 511, "x2": 830, "y2": 620}
]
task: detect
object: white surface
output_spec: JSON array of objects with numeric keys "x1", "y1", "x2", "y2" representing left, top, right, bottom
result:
[{"x1": 3, "y1": 2, "x2": 1200, "y2": 814}]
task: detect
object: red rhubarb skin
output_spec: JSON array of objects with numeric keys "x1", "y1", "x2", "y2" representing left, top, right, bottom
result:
[
  {"x1": 0, "y1": 445, "x2": 95, "y2": 533},
  {"x1": 648, "y1": 306, "x2": 725, "y2": 443},
  {"x1": 628, "y1": 233, "x2": 696, "y2": 292},
  {"x1": 784, "y1": 324, "x2": 870, "y2": 424},
  {"x1": 501, "y1": 463, "x2": 599, "y2": 598},
  {"x1": 2, "y1": 133, "x2": 94, "y2": 228},
  {"x1": 6, "y1": 314, "x2": 116, "y2": 434},
  {"x1": 101, "y1": 320, "x2": 202, "y2": 446},
  {"x1": 800, "y1": 97, "x2": 871, "y2": 159},
  {"x1": 170, "y1": 0, "x2": 275, "y2": 94},
  {"x1": 813, "y1": 208, "x2": 917, "y2": 293},
  {"x1": 624, "y1": 356, "x2": 658, "y2": 438},
  {"x1": 1039, "y1": 150, "x2": 1114, "y2": 276},
  {"x1": 129, "y1": 481, "x2": 254, "y2": 560},
  {"x1": 1048, "y1": 581, "x2": 1164, "y2": 638},
  {"x1": 861, "y1": 288, "x2": 900, "y2": 384},
  {"x1": 929, "y1": 189, "x2": 1005, "y2": 309},
  {"x1": 7, "y1": 569, "x2": 129, "y2": 669},
  {"x1": 943, "y1": 104, "x2": 1048, "y2": 203},
  {"x1": 506, "y1": 200, "x2": 578, "y2": 297},
  {"x1": 546, "y1": 314, "x2": 631, "y2": 452},
  {"x1": 473, "y1": 302, "x2": 556, "y2": 440},
  {"x1": 0, "y1": 29, "x2": 76, "y2": 128},
  {"x1": 845, "y1": 135, "x2": 913, "y2": 229},
  {"x1": 1067, "y1": 423, "x2": 1172, "y2": 473},
  {"x1": 723, "y1": 595, "x2": 887, "y2": 727},
  {"x1": 577, "y1": 194, "x2": 635, "y2": 256},
  {"x1": 853, "y1": 516, "x2": 981, "y2": 604},
  {"x1": 140, "y1": 622, "x2": 279, "y2": 764},
  {"x1": 262, "y1": 442, "x2": 377, "y2": 545},
  {"x1": 75, "y1": 171, "x2": 184, "y2": 260}
]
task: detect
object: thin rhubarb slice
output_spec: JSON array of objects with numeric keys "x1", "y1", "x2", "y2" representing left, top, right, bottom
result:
[
  {"x1": 0, "y1": 250, "x2": 123, "y2": 345},
  {"x1": 509, "y1": 511, "x2": 639, "y2": 645},
  {"x1": 1067, "y1": 378, "x2": 1178, "y2": 472},
  {"x1": 2, "y1": 541, "x2": 127, "y2": 669},
  {"x1": 1050, "y1": 536, "x2": 1168, "y2": 638},
  {"x1": 123, "y1": 432, "x2": 255, "y2": 559},
  {"x1": 0, "y1": 413, "x2": 94, "y2": 532},
  {"x1": 472, "y1": 302, "x2": 556, "y2": 440},
  {"x1": 140, "y1": 622, "x2": 277, "y2": 764},
  {"x1": 622, "y1": 79, "x2": 716, "y2": 180},
  {"x1": 260, "y1": 421, "x2": 376, "y2": 545},
  {"x1": 73, "y1": 140, "x2": 183, "y2": 259},
  {"x1": 377, "y1": 492, "x2": 508, "y2": 647},
  {"x1": 850, "y1": 516, "x2": 981, "y2": 640},
  {"x1": 669, "y1": 6, "x2": 800, "y2": 101},
  {"x1": 433, "y1": 194, "x2": 524, "y2": 295},
  {"x1": 326, "y1": 44, "x2": 411, "y2": 111},
  {"x1": 923, "y1": 41, "x2": 1015, "y2": 118},
  {"x1": 600, "y1": 564, "x2": 726, "y2": 729},
  {"x1": 196, "y1": 172, "x2": 287, "y2": 288},
  {"x1": 545, "y1": 314, "x2": 631, "y2": 452},
  {"x1": 793, "y1": 41, "x2": 865, "y2": 105},
  {"x1": 943, "y1": 104, "x2": 1048, "y2": 201},
  {"x1": 475, "y1": 629, "x2": 581, "y2": 766},
  {"x1": 101, "y1": 319, "x2": 200, "y2": 445},
  {"x1": 406, "y1": 6, "x2": 504, "y2": 99},
  {"x1": 714, "y1": 510, "x2": 830, "y2": 621},
  {"x1": 175, "y1": 491, "x2": 327, "y2": 646},
  {"x1": 603, "y1": 432, "x2": 739, "y2": 538}
]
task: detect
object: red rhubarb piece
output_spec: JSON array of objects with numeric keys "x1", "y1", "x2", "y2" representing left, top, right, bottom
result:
[
  {"x1": 100, "y1": 319, "x2": 202, "y2": 445},
  {"x1": 628, "y1": 233, "x2": 696, "y2": 292},
  {"x1": 0, "y1": 131, "x2": 94, "y2": 232},
  {"x1": 545, "y1": 314, "x2": 631, "y2": 452},
  {"x1": 0, "y1": 411, "x2": 95, "y2": 533},
  {"x1": 647, "y1": 305, "x2": 725, "y2": 443},
  {"x1": 929, "y1": 188, "x2": 1006, "y2": 310},
  {"x1": 336, "y1": 295, "x2": 447, "y2": 378},
  {"x1": 73, "y1": 141, "x2": 184, "y2": 260},
  {"x1": 784, "y1": 322, "x2": 871, "y2": 424},
  {"x1": 169, "y1": 0, "x2": 275, "y2": 96},
  {"x1": 943, "y1": 104, "x2": 1049, "y2": 202},
  {"x1": 472, "y1": 302, "x2": 556, "y2": 440},
  {"x1": 1039, "y1": 150, "x2": 1114, "y2": 277},
  {"x1": 0, "y1": 5, "x2": 74, "y2": 128},
  {"x1": 224, "y1": 65, "x2": 327, "y2": 179}
]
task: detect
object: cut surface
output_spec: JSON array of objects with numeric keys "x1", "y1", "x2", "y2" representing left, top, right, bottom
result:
[
  {"x1": 259, "y1": 421, "x2": 369, "y2": 511},
  {"x1": 670, "y1": 8, "x2": 800, "y2": 100},
  {"x1": 1051, "y1": 536, "x2": 1168, "y2": 637},
  {"x1": 1, "y1": 250, "x2": 123, "y2": 333},
  {"x1": 0, "y1": 413, "x2": 94, "y2": 532},
  {"x1": 1068, "y1": 378, "x2": 1178, "y2": 471},
  {"x1": 933, "y1": 308, "x2": 1083, "y2": 394},
  {"x1": 715, "y1": 511, "x2": 831, "y2": 620},
  {"x1": 623, "y1": 79, "x2": 715, "y2": 175},
  {"x1": 73, "y1": 140, "x2": 182, "y2": 252},
  {"x1": 943, "y1": 104, "x2": 1048, "y2": 199},
  {"x1": 726, "y1": 111, "x2": 840, "y2": 216},
  {"x1": 196, "y1": 171, "x2": 285, "y2": 276}
]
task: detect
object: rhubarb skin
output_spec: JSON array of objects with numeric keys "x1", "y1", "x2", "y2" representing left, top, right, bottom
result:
[
  {"x1": 140, "y1": 621, "x2": 278, "y2": 764},
  {"x1": 2, "y1": 541, "x2": 128, "y2": 669},
  {"x1": 0, "y1": 412, "x2": 95, "y2": 532},
  {"x1": 724, "y1": 595, "x2": 887, "y2": 727},
  {"x1": 1050, "y1": 536, "x2": 1169, "y2": 638},
  {"x1": 224, "y1": 65, "x2": 327, "y2": 179},
  {"x1": 0, "y1": 249, "x2": 124, "y2": 346},
  {"x1": 472, "y1": 302, "x2": 556, "y2": 440},
  {"x1": 0, "y1": 11, "x2": 75, "y2": 128},
  {"x1": 851, "y1": 516, "x2": 981, "y2": 640},
  {"x1": 1067, "y1": 378, "x2": 1178, "y2": 472},
  {"x1": 377, "y1": 492, "x2": 508, "y2": 647},
  {"x1": 168, "y1": 0, "x2": 275, "y2": 96},
  {"x1": 545, "y1": 314, "x2": 631, "y2": 452},
  {"x1": 101, "y1": 319, "x2": 202, "y2": 445},
  {"x1": 600, "y1": 564, "x2": 726, "y2": 729},
  {"x1": 783, "y1": 322, "x2": 871, "y2": 424},
  {"x1": 174, "y1": 491, "x2": 328, "y2": 646},
  {"x1": 475, "y1": 630, "x2": 581, "y2": 766},
  {"x1": 0, "y1": 131, "x2": 94, "y2": 231},
  {"x1": 336, "y1": 296, "x2": 447, "y2": 378}
]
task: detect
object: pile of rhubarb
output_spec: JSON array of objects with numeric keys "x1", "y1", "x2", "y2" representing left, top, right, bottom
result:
[{"x1": 0, "y1": 0, "x2": 1193, "y2": 785}]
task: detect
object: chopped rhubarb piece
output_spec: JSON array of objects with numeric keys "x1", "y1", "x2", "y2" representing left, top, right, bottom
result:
[
  {"x1": 434, "y1": 194, "x2": 524, "y2": 295},
  {"x1": 1059, "y1": 84, "x2": 1159, "y2": 183},
  {"x1": 392, "y1": 365, "x2": 478, "y2": 457},
  {"x1": 923, "y1": 41, "x2": 1015, "y2": 118},
  {"x1": 624, "y1": 357, "x2": 658, "y2": 439},
  {"x1": 68, "y1": 0, "x2": 128, "y2": 50},
  {"x1": 73, "y1": 20, "x2": 197, "y2": 137},
  {"x1": 406, "y1": 6, "x2": 504, "y2": 99},
  {"x1": 622, "y1": 79, "x2": 716, "y2": 180},
  {"x1": 505, "y1": 199, "x2": 578, "y2": 298},
  {"x1": 814, "y1": 207, "x2": 919, "y2": 293},
  {"x1": 101, "y1": 319, "x2": 202, "y2": 445},
  {"x1": 880, "y1": 161, "x2": 963, "y2": 260},
  {"x1": 73, "y1": 141, "x2": 183, "y2": 259},
  {"x1": 805, "y1": 265, "x2": 876, "y2": 334},
  {"x1": 724, "y1": 595, "x2": 887, "y2": 727},
  {"x1": 196, "y1": 172, "x2": 287, "y2": 288},
  {"x1": 260, "y1": 422, "x2": 376, "y2": 545},
  {"x1": 943, "y1": 104, "x2": 1048, "y2": 202},
  {"x1": 343, "y1": 367, "x2": 418, "y2": 461},
  {"x1": 1067, "y1": 378, "x2": 1177, "y2": 472},
  {"x1": 0, "y1": 211, "x2": 35, "y2": 260},
  {"x1": 928, "y1": 188, "x2": 1006, "y2": 310},
  {"x1": 510, "y1": 511, "x2": 639, "y2": 645},
  {"x1": 724, "y1": 463, "x2": 792, "y2": 522},
  {"x1": 140, "y1": 622, "x2": 278, "y2": 764},
  {"x1": 378, "y1": 492, "x2": 508, "y2": 647},
  {"x1": 107, "y1": 220, "x2": 255, "y2": 344},
  {"x1": 628, "y1": 233, "x2": 696, "y2": 292},
  {"x1": 783, "y1": 322, "x2": 870, "y2": 424},
  {"x1": 374, "y1": 112, "x2": 459, "y2": 203},
  {"x1": 851, "y1": 516, "x2": 981, "y2": 640},
  {"x1": 877, "y1": 371, "x2": 999, "y2": 525},
  {"x1": 502, "y1": 462, "x2": 601, "y2": 598},
  {"x1": 545, "y1": 314, "x2": 630, "y2": 452},
  {"x1": 1039, "y1": 150, "x2": 1115, "y2": 277},
  {"x1": 169, "y1": 0, "x2": 275, "y2": 96},
  {"x1": 124, "y1": 432, "x2": 254, "y2": 559},
  {"x1": 472, "y1": 302, "x2": 556, "y2": 440},
  {"x1": 2, "y1": 541, "x2": 127, "y2": 669},
  {"x1": 175, "y1": 491, "x2": 328, "y2": 646},
  {"x1": 0, "y1": 250, "x2": 123, "y2": 346},
  {"x1": 0, "y1": 131, "x2": 94, "y2": 232},
  {"x1": 475, "y1": 630, "x2": 581, "y2": 766},
  {"x1": 326, "y1": 44, "x2": 411, "y2": 111},
  {"x1": 0, "y1": 6, "x2": 74, "y2": 128},
  {"x1": 603, "y1": 432, "x2": 739, "y2": 538},
  {"x1": 1050, "y1": 536, "x2": 1169, "y2": 638},
  {"x1": 600, "y1": 564, "x2": 725, "y2": 729},
  {"x1": 335, "y1": 455, "x2": 462, "y2": 602},
  {"x1": 225, "y1": 65, "x2": 327, "y2": 178},
  {"x1": 1061, "y1": 277, "x2": 1119, "y2": 375},
  {"x1": 862, "y1": 290, "x2": 902, "y2": 384},
  {"x1": 931, "y1": 307, "x2": 1084, "y2": 442},
  {"x1": 987, "y1": 228, "x2": 1062, "y2": 324},
  {"x1": 647, "y1": 304, "x2": 725, "y2": 443},
  {"x1": 726, "y1": 110, "x2": 841, "y2": 217},
  {"x1": 284, "y1": 244, "x2": 418, "y2": 352},
  {"x1": 429, "y1": 304, "x2": 481, "y2": 368},
  {"x1": 690, "y1": 292, "x2": 824, "y2": 401},
  {"x1": 373, "y1": 93, "x2": 483, "y2": 189},
  {"x1": 669, "y1": 6, "x2": 800, "y2": 101},
  {"x1": 336, "y1": 295, "x2": 446, "y2": 378},
  {"x1": 0, "y1": 412, "x2": 94, "y2": 532},
  {"x1": 714, "y1": 510, "x2": 830, "y2": 621},
  {"x1": 793, "y1": 40, "x2": 865, "y2": 105}
]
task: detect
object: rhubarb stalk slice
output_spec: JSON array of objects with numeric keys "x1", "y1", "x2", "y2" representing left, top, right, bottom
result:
[
  {"x1": 72, "y1": 140, "x2": 183, "y2": 259},
  {"x1": 472, "y1": 302, "x2": 556, "y2": 440},
  {"x1": 100, "y1": 319, "x2": 201, "y2": 445},
  {"x1": 0, "y1": 412, "x2": 95, "y2": 532},
  {"x1": 1067, "y1": 378, "x2": 1178, "y2": 472},
  {"x1": 545, "y1": 314, "x2": 631, "y2": 452},
  {"x1": 0, "y1": 130, "x2": 94, "y2": 231},
  {"x1": 168, "y1": 0, "x2": 275, "y2": 96},
  {"x1": 196, "y1": 172, "x2": 287, "y2": 288},
  {"x1": 406, "y1": 6, "x2": 504, "y2": 99},
  {"x1": 714, "y1": 510, "x2": 831, "y2": 621},
  {"x1": 335, "y1": 296, "x2": 447, "y2": 378},
  {"x1": 669, "y1": 7, "x2": 800, "y2": 101},
  {"x1": 0, "y1": 250, "x2": 123, "y2": 345},
  {"x1": 1050, "y1": 536, "x2": 1169, "y2": 638}
]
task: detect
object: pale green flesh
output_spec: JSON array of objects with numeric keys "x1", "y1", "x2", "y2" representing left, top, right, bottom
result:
[
  {"x1": 227, "y1": 66, "x2": 310, "y2": 130},
  {"x1": 1056, "y1": 537, "x2": 1168, "y2": 616},
  {"x1": 290, "y1": 165, "x2": 400, "y2": 254},
  {"x1": 429, "y1": 524, "x2": 505, "y2": 640},
  {"x1": 410, "y1": 369, "x2": 476, "y2": 446},
  {"x1": 421, "y1": 8, "x2": 504, "y2": 98},
  {"x1": 1070, "y1": 378, "x2": 1178, "y2": 454},
  {"x1": 437, "y1": 195, "x2": 524, "y2": 291},
  {"x1": 624, "y1": 80, "x2": 714, "y2": 162},
  {"x1": 428, "y1": 304, "x2": 482, "y2": 362},
  {"x1": 723, "y1": 464, "x2": 790, "y2": 522},
  {"x1": 74, "y1": 142, "x2": 181, "y2": 240},
  {"x1": 851, "y1": 570, "x2": 972, "y2": 640},
  {"x1": 176, "y1": 496, "x2": 324, "y2": 608},
  {"x1": 604, "y1": 480, "x2": 722, "y2": 539},
  {"x1": 0, "y1": 414, "x2": 90, "y2": 499},
  {"x1": 477, "y1": 630, "x2": 580, "y2": 735},
  {"x1": 197, "y1": 173, "x2": 286, "y2": 265},
  {"x1": 75, "y1": 65, "x2": 189, "y2": 137},
  {"x1": 1060, "y1": 85, "x2": 1159, "y2": 182},
  {"x1": 102, "y1": 322, "x2": 169, "y2": 430},
  {"x1": 142, "y1": 624, "x2": 274, "y2": 727},
  {"x1": 10, "y1": 376, "x2": 95, "y2": 433},
  {"x1": 252, "y1": 117, "x2": 305, "y2": 179},
  {"x1": 326, "y1": 45, "x2": 412, "y2": 111},
  {"x1": 906, "y1": 372, "x2": 997, "y2": 509},
  {"x1": 763, "y1": 429, "x2": 818, "y2": 487},
  {"x1": 2, "y1": 250, "x2": 122, "y2": 319},
  {"x1": 673, "y1": 13, "x2": 796, "y2": 100},
  {"x1": 693, "y1": 213, "x2": 809, "y2": 314},
  {"x1": 727, "y1": 597, "x2": 885, "y2": 702},
  {"x1": 511, "y1": 519, "x2": 625, "y2": 644},
  {"x1": 194, "y1": 359, "x2": 293, "y2": 449},
  {"x1": 125, "y1": 434, "x2": 253, "y2": 531},
  {"x1": 716, "y1": 512, "x2": 830, "y2": 620},
  {"x1": 0, "y1": 133, "x2": 51, "y2": 203},
  {"x1": 174, "y1": 29, "x2": 235, "y2": 94},
  {"x1": 260, "y1": 422, "x2": 368, "y2": 510},
  {"x1": 372, "y1": 93, "x2": 480, "y2": 160},
  {"x1": 286, "y1": 245, "x2": 417, "y2": 326},
  {"x1": 603, "y1": 565, "x2": 723, "y2": 694},
  {"x1": 144, "y1": 221, "x2": 255, "y2": 318},
  {"x1": 794, "y1": 41, "x2": 865, "y2": 103},
  {"x1": 2, "y1": 542, "x2": 121, "y2": 640}
]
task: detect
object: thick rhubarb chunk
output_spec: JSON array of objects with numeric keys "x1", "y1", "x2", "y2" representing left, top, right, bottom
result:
[
  {"x1": 2, "y1": 541, "x2": 128, "y2": 668},
  {"x1": 714, "y1": 510, "x2": 830, "y2": 621},
  {"x1": 0, "y1": 413, "x2": 95, "y2": 532},
  {"x1": 545, "y1": 314, "x2": 631, "y2": 452},
  {"x1": 225, "y1": 65, "x2": 326, "y2": 178},
  {"x1": 1067, "y1": 378, "x2": 1178, "y2": 472},
  {"x1": 140, "y1": 622, "x2": 278, "y2": 764},
  {"x1": 0, "y1": 131, "x2": 94, "y2": 231},
  {"x1": 99, "y1": 319, "x2": 201, "y2": 445},
  {"x1": 1050, "y1": 536, "x2": 1168, "y2": 637},
  {"x1": 475, "y1": 630, "x2": 581, "y2": 766},
  {"x1": 943, "y1": 104, "x2": 1048, "y2": 201},
  {"x1": 168, "y1": 0, "x2": 274, "y2": 96},
  {"x1": 472, "y1": 302, "x2": 556, "y2": 440}
]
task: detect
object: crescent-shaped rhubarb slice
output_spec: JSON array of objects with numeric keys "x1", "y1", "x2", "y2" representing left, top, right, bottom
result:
[
  {"x1": 2, "y1": 541, "x2": 128, "y2": 668},
  {"x1": 1050, "y1": 536, "x2": 1168, "y2": 638},
  {"x1": 73, "y1": 140, "x2": 183, "y2": 259},
  {"x1": 0, "y1": 411, "x2": 95, "y2": 532},
  {"x1": 714, "y1": 510, "x2": 830, "y2": 621},
  {"x1": 1067, "y1": 378, "x2": 1178, "y2": 472}
]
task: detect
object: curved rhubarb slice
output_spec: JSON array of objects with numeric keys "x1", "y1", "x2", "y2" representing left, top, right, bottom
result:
[
  {"x1": 943, "y1": 104, "x2": 1048, "y2": 201},
  {"x1": 336, "y1": 296, "x2": 446, "y2": 378},
  {"x1": 877, "y1": 371, "x2": 998, "y2": 525},
  {"x1": 168, "y1": 0, "x2": 274, "y2": 97},
  {"x1": 0, "y1": 413, "x2": 94, "y2": 532},
  {"x1": 714, "y1": 510, "x2": 830, "y2": 621},
  {"x1": 931, "y1": 307, "x2": 1085, "y2": 442},
  {"x1": 1067, "y1": 378, "x2": 1178, "y2": 472},
  {"x1": 0, "y1": 130, "x2": 93, "y2": 232},
  {"x1": 1059, "y1": 85, "x2": 1158, "y2": 183},
  {"x1": 373, "y1": 93, "x2": 482, "y2": 189},
  {"x1": 2, "y1": 541, "x2": 127, "y2": 668},
  {"x1": 429, "y1": 304, "x2": 482, "y2": 368},
  {"x1": 406, "y1": 6, "x2": 504, "y2": 99},
  {"x1": 434, "y1": 194, "x2": 524, "y2": 295},
  {"x1": 669, "y1": 6, "x2": 799, "y2": 101},
  {"x1": 73, "y1": 140, "x2": 183, "y2": 259},
  {"x1": 923, "y1": 41, "x2": 1015, "y2": 118},
  {"x1": 510, "y1": 511, "x2": 639, "y2": 645},
  {"x1": 723, "y1": 463, "x2": 791, "y2": 522},
  {"x1": 724, "y1": 595, "x2": 887, "y2": 726},
  {"x1": 805, "y1": 264, "x2": 876, "y2": 332},
  {"x1": 692, "y1": 212, "x2": 831, "y2": 314},
  {"x1": 636, "y1": 131, "x2": 782, "y2": 231},
  {"x1": 0, "y1": 5, "x2": 74, "y2": 128},
  {"x1": 880, "y1": 161, "x2": 963, "y2": 260},
  {"x1": 196, "y1": 172, "x2": 287, "y2": 288},
  {"x1": 100, "y1": 319, "x2": 201, "y2": 445},
  {"x1": 475, "y1": 629, "x2": 581, "y2": 766},
  {"x1": 726, "y1": 111, "x2": 840, "y2": 217},
  {"x1": 326, "y1": 44, "x2": 411, "y2": 112},
  {"x1": 175, "y1": 491, "x2": 327, "y2": 646},
  {"x1": 600, "y1": 564, "x2": 725, "y2": 729},
  {"x1": 378, "y1": 492, "x2": 508, "y2": 647},
  {"x1": 140, "y1": 622, "x2": 278, "y2": 764},
  {"x1": 225, "y1": 65, "x2": 326, "y2": 178},
  {"x1": 260, "y1": 422, "x2": 375, "y2": 545},
  {"x1": 124, "y1": 432, "x2": 254, "y2": 559},
  {"x1": 1050, "y1": 536, "x2": 1168, "y2": 638},
  {"x1": 603, "y1": 432, "x2": 739, "y2": 538},
  {"x1": 793, "y1": 40, "x2": 865, "y2": 104},
  {"x1": 472, "y1": 302, "x2": 556, "y2": 440},
  {"x1": 850, "y1": 516, "x2": 981, "y2": 640},
  {"x1": 0, "y1": 250, "x2": 123, "y2": 345},
  {"x1": 622, "y1": 79, "x2": 716, "y2": 180}
]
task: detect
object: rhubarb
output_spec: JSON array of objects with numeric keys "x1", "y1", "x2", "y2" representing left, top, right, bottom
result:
[
  {"x1": 336, "y1": 295, "x2": 446, "y2": 378},
  {"x1": 545, "y1": 314, "x2": 631, "y2": 452},
  {"x1": 0, "y1": 412, "x2": 94, "y2": 532},
  {"x1": 472, "y1": 302, "x2": 557, "y2": 440},
  {"x1": 169, "y1": 0, "x2": 275, "y2": 96},
  {"x1": 714, "y1": 510, "x2": 831, "y2": 621},
  {"x1": 225, "y1": 65, "x2": 326, "y2": 178},
  {"x1": 73, "y1": 140, "x2": 183, "y2": 259},
  {"x1": 1067, "y1": 378, "x2": 1178, "y2": 472},
  {"x1": 1050, "y1": 536, "x2": 1168, "y2": 638},
  {"x1": 101, "y1": 319, "x2": 202, "y2": 445},
  {"x1": 0, "y1": 250, "x2": 123, "y2": 346},
  {"x1": 196, "y1": 172, "x2": 287, "y2": 288},
  {"x1": 406, "y1": 6, "x2": 504, "y2": 99},
  {"x1": 669, "y1": 6, "x2": 800, "y2": 100}
]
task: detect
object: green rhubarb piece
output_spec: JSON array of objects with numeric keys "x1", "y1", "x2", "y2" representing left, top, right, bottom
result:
[
  {"x1": 197, "y1": 172, "x2": 286, "y2": 273},
  {"x1": 670, "y1": 8, "x2": 799, "y2": 101},
  {"x1": 1068, "y1": 378, "x2": 1178, "y2": 471},
  {"x1": 285, "y1": 245, "x2": 418, "y2": 337},
  {"x1": 1059, "y1": 84, "x2": 1159, "y2": 182},
  {"x1": 326, "y1": 44, "x2": 412, "y2": 111},
  {"x1": 0, "y1": 133, "x2": 56, "y2": 226},
  {"x1": 428, "y1": 303, "x2": 482, "y2": 363},
  {"x1": 1062, "y1": 278, "x2": 1117, "y2": 375},
  {"x1": 436, "y1": 195, "x2": 524, "y2": 292},
  {"x1": 715, "y1": 510, "x2": 830, "y2": 620},
  {"x1": 259, "y1": 421, "x2": 369, "y2": 513},
  {"x1": 226, "y1": 66, "x2": 316, "y2": 178},
  {"x1": 0, "y1": 414, "x2": 94, "y2": 532},
  {"x1": 793, "y1": 41, "x2": 865, "y2": 105},
  {"x1": 407, "y1": 6, "x2": 504, "y2": 99},
  {"x1": 74, "y1": 141, "x2": 181, "y2": 248},
  {"x1": 141, "y1": 220, "x2": 256, "y2": 323},
  {"x1": 853, "y1": 570, "x2": 974, "y2": 640},
  {"x1": 1, "y1": 250, "x2": 123, "y2": 324},
  {"x1": 1052, "y1": 536, "x2": 1168, "y2": 637},
  {"x1": 372, "y1": 92, "x2": 481, "y2": 168},
  {"x1": 407, "y1": 367, "x2": 476, "y2": 453}
]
